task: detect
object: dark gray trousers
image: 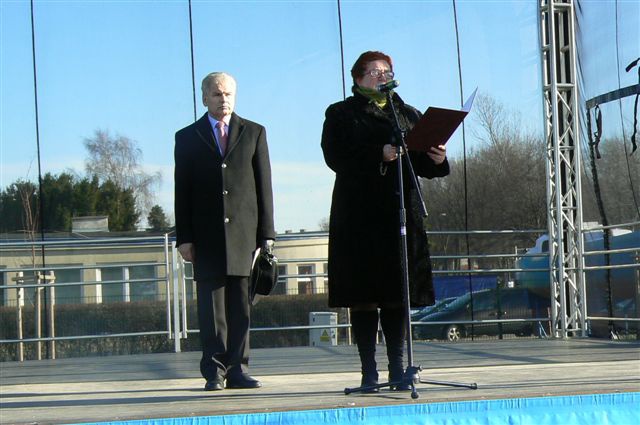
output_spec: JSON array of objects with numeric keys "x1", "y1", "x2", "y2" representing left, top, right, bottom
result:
[{"x1": 196, "y1": 276, "x2": 250, "y2": 381}]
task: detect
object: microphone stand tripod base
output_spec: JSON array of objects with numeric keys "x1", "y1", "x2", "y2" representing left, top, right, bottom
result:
[
  {"x1": 342, "y1": 366, "x2": 421, "y2": 397},
  {"x1": 343, "y1": 365, "x2": 477, "y2": 398}
]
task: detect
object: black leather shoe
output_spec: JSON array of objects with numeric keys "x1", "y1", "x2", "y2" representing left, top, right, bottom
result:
[
  {"x1": 360, "y1": 374, "x2": 380, "y2": 394},
  {"x1": 225, "y1": 373, "x2": 261, "y2": 389},
  {"x1": 204, "y1": 375, "x2": 225, "y2": 391}
]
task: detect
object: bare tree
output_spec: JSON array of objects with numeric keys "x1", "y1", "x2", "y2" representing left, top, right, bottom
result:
[
  {"x1": 421, "y1": 94, "x2": 547, "y2": 262},
  {"x1": 15, "y1": 181, "x2": 39, "y2": 247},
  {"x1": 84, "y1": 129, "x2": 161, "y2": 220},
  {"x1": 318, "y1": 217, "x2": 330, "y2": 232}
]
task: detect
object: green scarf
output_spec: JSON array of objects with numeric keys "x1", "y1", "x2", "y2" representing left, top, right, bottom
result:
[{"x1": 355, "y1": 85, "x2": 388, "y2": 109}]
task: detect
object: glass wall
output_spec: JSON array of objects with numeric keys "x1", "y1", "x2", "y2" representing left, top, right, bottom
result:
[
  {"x1": 576, "y1": 0, "x2": 640, "y2": 325},
  {"x1": 1, "y1": 1, "x2": 637, "y2": 349},
  {"x1": 577, "y1": 0, "x2": 640, "y2": 226},
  {"x1": 1, "y1": 0, "x2": 548, "y2": 240}
]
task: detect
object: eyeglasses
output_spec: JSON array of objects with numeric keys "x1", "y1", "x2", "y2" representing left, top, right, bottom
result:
[{"x1": 366, "y1": 69, "x2": 394, "y2": 79}]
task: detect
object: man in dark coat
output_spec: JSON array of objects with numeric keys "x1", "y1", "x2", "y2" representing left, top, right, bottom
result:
[
  {"x1": 321, "y1": 51, "x2": 450, "y2": 392},
  {"x1": 174, "y1": 72, "x2": 275, "y2": 391}
]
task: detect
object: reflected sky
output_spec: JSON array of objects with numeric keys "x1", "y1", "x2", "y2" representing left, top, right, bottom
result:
[
  {"x1": 578, "y1": 0, "x2": 640, "y2": 141},
  {"x1": 1, "y1": 1, "x2": 635, "y2": 232}
]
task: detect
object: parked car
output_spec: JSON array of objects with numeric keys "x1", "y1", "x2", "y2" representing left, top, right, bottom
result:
[
  {"x1": 588, "y1": 298, "x2": 638, "y2": 339},
  {"x1": 412, "y1": 287, "x2": 550, "y2": 341},
  {"x1": 411, "y1": 297, "x2": 457, "y2": 322}
]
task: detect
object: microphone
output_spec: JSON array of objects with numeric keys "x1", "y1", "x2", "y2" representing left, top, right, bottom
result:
[{"x1": 377, "y1": 80, "x2": 399, "y2": 92}]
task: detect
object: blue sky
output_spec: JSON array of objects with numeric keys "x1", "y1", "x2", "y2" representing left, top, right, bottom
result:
[{"x1": 1, "y1": 0, "x2": 636, "y2": 232}]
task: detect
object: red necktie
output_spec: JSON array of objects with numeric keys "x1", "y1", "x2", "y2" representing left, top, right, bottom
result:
[{"x1": 216, "y1": 121, "x2": 228, "y2": 155}]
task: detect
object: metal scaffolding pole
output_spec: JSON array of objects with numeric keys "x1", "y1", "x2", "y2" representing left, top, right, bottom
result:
[{"x1": 539, "y1": 0, "x2": 587, "y2": 338}]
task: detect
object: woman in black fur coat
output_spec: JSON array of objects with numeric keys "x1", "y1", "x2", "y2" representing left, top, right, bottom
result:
[{"x1": 321, "y1": 51, "x2": 450, "y2": 392}]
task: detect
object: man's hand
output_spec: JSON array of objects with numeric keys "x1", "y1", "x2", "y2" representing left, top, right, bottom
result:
[
  {"x1": 178, "y1": 243, "x2": 195, "y2": 263},
  {"x1": 261, "y1": 239, "x2": 275, "y2": 255},
  {"x1": 427, "y1": 145, "x2": 446, "y2": 165}
]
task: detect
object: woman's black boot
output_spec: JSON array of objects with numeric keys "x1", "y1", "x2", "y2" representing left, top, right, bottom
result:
[
  {"x1": 380, "y1": 307, "x2": 411, "y2": 391},
  {"x1": 350, "y1": 309, "x2": 380, "y2": 393}
]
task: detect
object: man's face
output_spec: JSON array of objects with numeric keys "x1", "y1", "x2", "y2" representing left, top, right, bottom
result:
[{"x1": 203, "y1": 78, "x2": 236, "y2": 120}]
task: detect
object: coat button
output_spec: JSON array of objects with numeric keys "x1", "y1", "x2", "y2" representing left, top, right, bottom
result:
[
  {"x1": 222, "y1": 190, "x2": 228, "y2": 195},
  {"x1": 221, "y1": 163, "x2": 227, "y2": 168},
  {"x1": 224, "y1": 217, "x2": 230, "y2": 223}
]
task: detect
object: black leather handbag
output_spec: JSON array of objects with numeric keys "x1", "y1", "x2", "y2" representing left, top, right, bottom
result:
[{"x1": 250, "y1": 247, "x2": 279, "y2": 303}]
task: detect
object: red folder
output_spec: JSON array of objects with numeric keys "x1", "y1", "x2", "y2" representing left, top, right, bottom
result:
[{"x1": 406, "y1": 88, "x2": 477, "y2": 152}]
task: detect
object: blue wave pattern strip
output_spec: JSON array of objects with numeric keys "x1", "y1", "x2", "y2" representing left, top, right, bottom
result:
[{"x1": 75, "y1": 392, "x2": 640, "y2": 425}]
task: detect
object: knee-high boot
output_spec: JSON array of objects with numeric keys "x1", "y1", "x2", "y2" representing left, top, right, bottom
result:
[
  {"x1": 380, "y1": 307, "x2": 410, "y2": 390},
  {"x1": 350, "y1": 310, "x2": 379, "y2": 391}
]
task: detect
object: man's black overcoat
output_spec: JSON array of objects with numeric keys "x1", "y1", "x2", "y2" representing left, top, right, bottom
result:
[
  {"x1": 174, "y1": 113, "x2": 275, "y2": 281},
  {"x1": 321, "y1": 91, "x2": 450, "y2": 308}
]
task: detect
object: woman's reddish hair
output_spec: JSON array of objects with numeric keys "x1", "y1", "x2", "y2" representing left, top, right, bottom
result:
[{"x1": 350, "y1": 51, "x2": 393, "y2": 84}]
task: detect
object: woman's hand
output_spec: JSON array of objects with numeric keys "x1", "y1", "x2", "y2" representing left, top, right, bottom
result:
[
  {"x1": 427, "y1": 145, "x2": 446, "y2": 164},
  {"x1": 382, "y1": 144, "x2": 403, "y2": 162}
]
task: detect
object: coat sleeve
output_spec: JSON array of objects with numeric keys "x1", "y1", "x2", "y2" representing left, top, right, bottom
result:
[
  {"x1": 174, "y1": 130, "x2": 194, "y2": 246},
  {"x1": 410, "y1": 153, "x2": 451, "y2": 179},
  {"x1": 252, "y1": 126, "x2": 276, "y2": 242},
  {"x1": 321, "y1": 102, "x2": 384, "y2": 175}
]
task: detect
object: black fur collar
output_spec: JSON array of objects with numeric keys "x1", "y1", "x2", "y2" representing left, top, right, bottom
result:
[{"x1": 350, "y1": 89, "x2": 415, "y2": 132}]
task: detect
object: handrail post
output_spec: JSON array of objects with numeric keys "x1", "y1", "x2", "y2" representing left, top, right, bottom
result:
[
  {"x1": 16, "y1": 272, "x2": 24, "y2": 362},
  {"x1": 163, "y1": 234, "x2": 172, "y2": 342},
  {"x1": 171, "y1": 241, "x2": 182, "y2": 352},
  {"x1": 45, "y1": 270, "x2": 56, "y2": 359},
  {"x1": 35, "y1": 274, "x2": 42, "y2": 360}
]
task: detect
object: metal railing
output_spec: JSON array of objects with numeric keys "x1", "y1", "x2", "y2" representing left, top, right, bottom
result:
[
  {"x1": 0, "y1": 235, "x2": 173, "y2": 360},
  {"x1": 1, "y1": 227, "x2": 637, "y2": 361}
]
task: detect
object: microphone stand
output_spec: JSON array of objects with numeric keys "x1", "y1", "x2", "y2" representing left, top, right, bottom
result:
[{"x1": 344, "y1": 89, "x2": 477, "y2": 399}]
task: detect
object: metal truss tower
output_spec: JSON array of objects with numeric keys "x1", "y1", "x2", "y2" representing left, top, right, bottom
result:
[{"x1": 539, "y1": 0, "x2": 587, "y2": 338}]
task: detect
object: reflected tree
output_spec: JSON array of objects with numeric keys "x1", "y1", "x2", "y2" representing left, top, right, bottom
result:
[
  {"x1": 0, "y1": 173, "x2": 139, "y2": 233},
  {"x1": 84, "y1": 129, "x2": 161, "y2": 218},
  {"x1": 147, "y1": 205, "x2": 170, "y2": 232},
  {"x1": 582, "y1": 137, "x2": 640, "y2": 224},
  {"x1": 318, "y1": 217, "x2": 330, "y2": 232},
  {"x1": 95, "y1": 180, "x2": 139, "y2": 232},
  {"x1": 422, "y1": 94, "x2": 547, "y2": 263},
  {"x1": 0, "y1": 180, "x2": 38, "y2": 236}
]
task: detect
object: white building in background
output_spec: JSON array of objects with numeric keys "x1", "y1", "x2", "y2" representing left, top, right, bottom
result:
[
  {"x1": 272, "y1": 231, "x2": 328, "y2": 296},
  {"x1": 0, "y1": 230, "x2": 328, "y2": 306}
]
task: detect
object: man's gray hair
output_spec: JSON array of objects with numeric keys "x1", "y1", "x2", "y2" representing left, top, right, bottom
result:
[{"x1": 201, "y1": 72, "x2": 236, "y2": 94}]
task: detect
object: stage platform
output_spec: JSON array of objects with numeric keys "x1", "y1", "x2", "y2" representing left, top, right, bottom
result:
[{"x1": 1, "y1": 338, "x2": 639, "y2": 424}]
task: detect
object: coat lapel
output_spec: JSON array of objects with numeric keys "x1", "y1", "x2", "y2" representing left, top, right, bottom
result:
[
  {"x1": 194, "y1": 113, "x2": 219, "y2": 155},
  {"x1": 226, "y1": 113, "x2": 245, "y2": 156}
]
